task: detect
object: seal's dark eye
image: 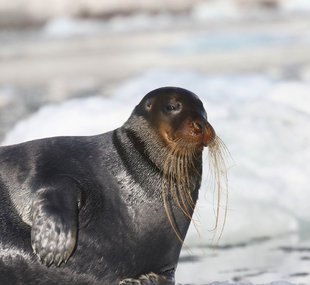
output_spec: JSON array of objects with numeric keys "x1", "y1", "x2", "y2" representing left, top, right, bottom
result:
[
  {"x1": 166, "y1": 105, "x2": 176, "y2": 111},
  {"x1": 165, "y1": 103, "x2": 181, "y2": 113}
]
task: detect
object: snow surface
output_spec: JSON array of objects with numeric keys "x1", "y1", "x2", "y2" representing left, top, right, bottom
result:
[
  {"x1": 43, "y1": 13, "x2": 178, "y2": 37},
  {"x1": 207, "y1": 282, "x2": 294, "y2": 285}
]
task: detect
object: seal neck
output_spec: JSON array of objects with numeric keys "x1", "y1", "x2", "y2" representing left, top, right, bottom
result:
[{"x1": 122, "y1": 114, "x2": 174, "y2": 171}]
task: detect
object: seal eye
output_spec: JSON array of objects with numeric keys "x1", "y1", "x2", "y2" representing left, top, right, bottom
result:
[
  {"x1": 165, "y1": 103, "x2": 182, "y2": 113},
  {"x1": 166, "y1": 105, "x2": 176, "y2": 111}
]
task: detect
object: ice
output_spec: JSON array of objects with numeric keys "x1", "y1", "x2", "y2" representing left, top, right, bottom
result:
[
  {"x1": 43, "y1": 17, "x2": 104, "y2": 37},
  {"x1": 0, "y1": 87, "x2": 18, "y2": 108},
  {"x1": 280, "y1": 0, "x2": 310, "y2": 13},
  {"x1": 198, "y1": 280, "x2": 295, "y2": 285},
  {"x1": 191, "y1": 1, "x2": 241, "y2": 22},
  {"x1": 269, "y1": 81, "x2": 310, "y2": 114},
  {"x1": 2, "y1": 96, "x2": 132, "y2": 143},
  {"x1": 43, "y1": 13, "x2": 181, "y2": 37},
  {"x1": 169, "y1": 32, "x2": 297, "y2": 53}
]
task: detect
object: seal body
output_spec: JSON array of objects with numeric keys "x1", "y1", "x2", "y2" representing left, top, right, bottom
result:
[{"x1": 0, "y1": 87, "x2": 215, "y2": 285}]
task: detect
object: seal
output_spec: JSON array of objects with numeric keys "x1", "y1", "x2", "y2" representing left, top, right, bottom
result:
[{"x1": 0, "y1": 87, "x2": 217, "y2": 285}]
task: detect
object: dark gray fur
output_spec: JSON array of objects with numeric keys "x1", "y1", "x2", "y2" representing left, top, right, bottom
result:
[{"x1": 0, "y1": 87, "x2": 205, "y2": 285}]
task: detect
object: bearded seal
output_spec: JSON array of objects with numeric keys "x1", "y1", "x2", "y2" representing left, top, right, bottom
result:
[{"x1": 0, "y1": 87, "x2": 217, "y2": 285}]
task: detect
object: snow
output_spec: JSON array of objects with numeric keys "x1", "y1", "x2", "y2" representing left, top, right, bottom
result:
[
  {"x1": 181, "y1": 278, "x2": 297, "y2": 285},
  {"x1": 191, "y1": 1, "x2": 241, "y2": 22},
  {"x1": 280, "y1": 0, "x2": 310, "y2": 13},
  {"x1": 42, "y1": 14, "x2": 176, "y2": 37}
]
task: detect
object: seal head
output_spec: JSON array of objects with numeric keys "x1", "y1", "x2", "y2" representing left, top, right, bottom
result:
[{"x1": 133, "y1": 87, "x2": 215, "y2": 152}]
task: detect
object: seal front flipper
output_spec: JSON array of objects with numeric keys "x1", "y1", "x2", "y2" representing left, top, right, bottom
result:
[
  {"x1": 31, "y1": 177, "x2": 81, "y2": 267},
  {"x1": 119, "y1": 271, "x2": 175, "y2": 285}
]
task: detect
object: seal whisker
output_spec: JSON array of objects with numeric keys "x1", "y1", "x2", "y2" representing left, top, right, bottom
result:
[
  {"x1": 183, "y1": 148, "x2": 201, "y2": 234},
  {"x1": 176, "y1": 150, "x2": 192, "y2": 220},
  {"x1": 167, "y1": 140, "x2": 193, "y2": 218},
  {"x1": 206, "y1": 135, "x2": 229, "y2": 242},
  {"x1": 161, "y1": 142, "x2": 196, "y2": 243},
  {"x1": 182, "y1": 149, "x2": 195, "y2": 211},
  {"x1": 167, "y1": 147, "x2": 179, "y2": 208},
  {"x1": 161, "y1": 166, "x2": 184, "y2": 244},
  {"x1": 170, "y1": 146, "x2": 191, "y2": 219},
  {"x1": 161, "y1": 136, "x2": 204, "y2": 239},
  {"x1": 183, "y1": 150, "x2": 193, "y2": 206},
  {"x1": 180, "y1": 150, "x2": 194, "y2": 211}
]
